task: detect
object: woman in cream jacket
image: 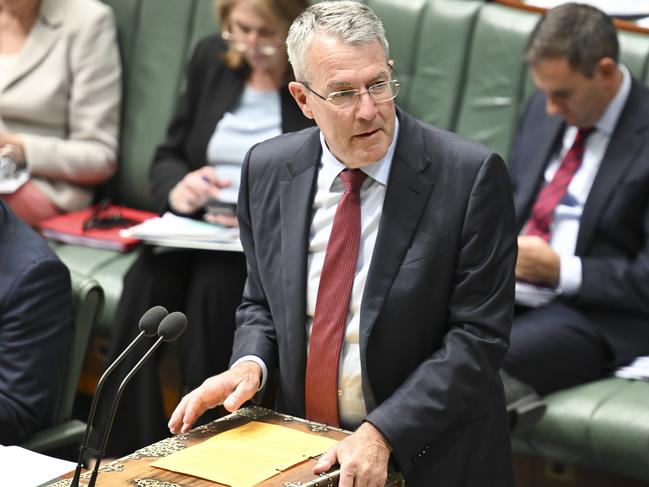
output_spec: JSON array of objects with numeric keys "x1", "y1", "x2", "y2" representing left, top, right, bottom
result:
[{"x1": 0, "y1": 0, "x2": 121, "y2": 224}]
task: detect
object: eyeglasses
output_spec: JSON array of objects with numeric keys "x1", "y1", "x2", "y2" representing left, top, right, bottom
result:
[
  {"x1": 301, "y1": 78, "x2": 401, "y2": 110},
  {"x1": 82, "y1": 199, "x2": 138, "y2": 232},
  {"x1": 221, "y1": 30, "x2": 281, "y2": 57}
]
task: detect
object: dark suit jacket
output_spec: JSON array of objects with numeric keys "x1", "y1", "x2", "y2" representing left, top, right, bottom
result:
[
  {"x1": 0, "y1": 201, "x2": 72, "y2": 445},
  {"x1": 510, "y1": 79, "x2": 649, "y2": 365},
  {"x1": 150, "y1": 34, "x2": 313, "y2": 213},
  {"x1": 233, "y1": 108, "x2": 517, "y2": 485}
]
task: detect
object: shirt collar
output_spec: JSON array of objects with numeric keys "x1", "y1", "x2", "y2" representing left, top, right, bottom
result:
[
  {"x1": 319, "y1": 115, "x2": 400, "y2": 190},
  {"x1": 593, "y1": 63, "x2": 631, "y2": 136}
]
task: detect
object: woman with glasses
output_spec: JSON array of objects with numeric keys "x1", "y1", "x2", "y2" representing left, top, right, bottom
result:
[{"x1": 100, "y1": 0, "x2": 312, "y2": 457}]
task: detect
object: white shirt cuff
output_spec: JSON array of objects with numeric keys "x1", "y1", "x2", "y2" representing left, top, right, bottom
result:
[
  {"x1": 558, "y1": 255, "x2": 582, "y2": 295},
  {"x1": 231, "y1": 355, "x2": 267, "y2": 391}
]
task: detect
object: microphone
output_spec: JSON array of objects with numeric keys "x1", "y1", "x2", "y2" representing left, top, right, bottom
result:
[
  {"x1": 70, "y1": 306, "x2": 168, "y2": 487},
  {"x1": 87, "y1": 311, "x2": 188, "y2": 487}
]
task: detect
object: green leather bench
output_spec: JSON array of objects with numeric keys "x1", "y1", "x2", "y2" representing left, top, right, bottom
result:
[
  {"x1": 53, "y1": 0, "x2": 220, "y2": 338},
  {"x1": 51, "y1": 0, "x2": 649, "y2": 481}
]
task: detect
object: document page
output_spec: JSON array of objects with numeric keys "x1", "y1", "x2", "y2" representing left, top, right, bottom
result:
[
  {"x1": 152, "y1": 421, "x2": 338, "y2": 487},
  {"x1": 0, "y1": 445, "x2": 75, "y2": 487}
]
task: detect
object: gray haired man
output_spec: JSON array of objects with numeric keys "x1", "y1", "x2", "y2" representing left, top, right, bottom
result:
[{"x1": 169, "y1": 2, "x2": 517, "y2": 485}]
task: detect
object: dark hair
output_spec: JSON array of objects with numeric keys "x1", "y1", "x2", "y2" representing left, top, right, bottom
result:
[{"x1": 525, "y1": 2, "x2": 619, "y2": 77}]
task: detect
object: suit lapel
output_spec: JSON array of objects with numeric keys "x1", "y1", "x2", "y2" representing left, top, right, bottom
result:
[
  {"x1": 2, "y1": 0, "x2": 62, "y2": 93},
  {"x1": 359, "y1": 110, "x2": 435, "y2": 408},
  {"x1": 514, "y1": 113, "x2": 563, "y2": 230},
  {"x1": 577, "y1": 81, "x2": 648, "y2": 254},
  {"x1": 279, "y1": 130, "x2": 320, "y2": 406}
]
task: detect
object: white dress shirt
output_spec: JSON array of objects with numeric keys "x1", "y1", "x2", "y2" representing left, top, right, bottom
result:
[
  {"x1": 516, "y1": 65, "x2": 631, "y2": 305},
  {"x1": 305, "y1": 118, "x2": 399, "y2": 429},
  {"x1": 235, "y1": 117, "x2": 400, "y2": 429}
]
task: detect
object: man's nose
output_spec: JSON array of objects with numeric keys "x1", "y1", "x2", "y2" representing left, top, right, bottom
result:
[
  {"x1": 545, "y1": 97, "x2": 561, "y2": 116},
  {"x1": 356, "y1": 91, "x2": 378, "y2": 119}
]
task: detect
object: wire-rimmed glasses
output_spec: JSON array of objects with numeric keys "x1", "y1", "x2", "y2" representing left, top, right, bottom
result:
[
  {"x1": 221, "y1": 30, "x2": 281, "y2": 57},
  {"x1": 301, "y1": 78, "x2": 401, "y2": 110}
]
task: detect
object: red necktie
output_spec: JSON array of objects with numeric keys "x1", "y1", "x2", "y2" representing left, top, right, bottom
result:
[
  {"x1": 305, "y1": 169, "x2": 366, "y2": 426},
  {"x1": 525, "y1": 127, "x2": 594, "y2": 241}
]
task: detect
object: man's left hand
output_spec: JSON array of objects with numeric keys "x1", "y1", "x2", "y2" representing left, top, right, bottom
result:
[
  {"x1": 516, "y1": 235, "x2": 560, "y2": 286},
  {"x1": 314, "y1": 421, "x2": 391, "y2": 487}
]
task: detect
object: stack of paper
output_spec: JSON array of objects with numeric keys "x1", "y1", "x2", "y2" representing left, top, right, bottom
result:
[
  {"x1": 121, "y1": 212, "x2": 242, "y2": 252},
  {"x1": 615, "y1": 356, "x2": 649, "y2": 380},
  {"x1": 0, "y1": 445, "x2": 75, "y2": 487},
  {"x1": 152, "y1": 421, "x2": 338, "y2": 487}
]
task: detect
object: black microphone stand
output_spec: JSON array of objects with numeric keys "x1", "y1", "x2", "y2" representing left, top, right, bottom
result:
[
  {"x1": 87, "y1": 311, "x2": 186, "y2": 487},
  {"x1": 70, "y1": 329, "x2": 149, "y2": 487},
  {"x1": 87, "y1": 335, "x2": 167, "y2": 487},
  {"x1": 70, "y1": 305, "x2": 167, "y2": 487}
]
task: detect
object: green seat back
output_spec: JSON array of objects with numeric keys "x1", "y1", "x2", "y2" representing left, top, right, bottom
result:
[
  {"x1": 58, "y1": 272, "x2": 103, "y2": 424},
  {"x1": 101, "y1": 0, "x2": 220, "y2": 211},
  {"x1": 405, "y1": 0, "x2": 482, "y2": 129},
  {"x1": 619, "y1": 30, "x2": 649, "y2": 80},
  {"x1": 188, "y1": 0, "x2": 220, "y2": 54},
  {"x1": 454, "y1": 3, "x2": 540, "y2": 159},
  {"x1": 367, "y1": 0, "x2": 428, "y2": 104}
]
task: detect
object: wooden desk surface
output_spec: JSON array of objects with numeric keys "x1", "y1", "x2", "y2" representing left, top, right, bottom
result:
[{"x1": 45, "y1": 407, "x2": 404, "y2": 487}]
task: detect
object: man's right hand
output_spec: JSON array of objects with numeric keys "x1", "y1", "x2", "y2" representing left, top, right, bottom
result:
[
  {"x1": 168, "y1": 361, "x2": 261, "y2": 434},
  {"x1": 168, "y1": 166, "x2": 231, "y2": 215}
]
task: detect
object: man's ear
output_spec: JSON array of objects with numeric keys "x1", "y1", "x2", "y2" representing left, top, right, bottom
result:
[
  {"x1": 289, "y1": 81, "x2": 314, "y2": 119},
  {"x1": 595, "y1": 57, "x2": 617, "y2": 81}
]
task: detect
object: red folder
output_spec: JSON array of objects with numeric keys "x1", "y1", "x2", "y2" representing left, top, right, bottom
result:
[{"x1": 39, "y1": 205, "x2": 158, "y2": 252}]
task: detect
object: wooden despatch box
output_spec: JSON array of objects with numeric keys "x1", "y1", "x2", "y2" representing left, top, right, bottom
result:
[{"x1": 46, "y1": 406, "x2": 404, "y2": 487}]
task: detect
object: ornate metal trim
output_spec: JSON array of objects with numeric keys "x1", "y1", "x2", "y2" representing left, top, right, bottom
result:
[
  {"x1": 129, "y1": 436, "x2": 187, "y2": 459},
  {"x1": 134, "y1": 480, "x2": 183, "y2": 487},
  {"x1": 234, "y1": 405, "x2": 274, "y2": 420}
]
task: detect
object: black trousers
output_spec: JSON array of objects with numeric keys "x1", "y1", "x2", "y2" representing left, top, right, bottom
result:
[
  {"x1": 503, "y1": 300, "x2": 614, "y2": 395},
  {"x1": 95, "y1": 246, "x2": 246, "y2": 457}
]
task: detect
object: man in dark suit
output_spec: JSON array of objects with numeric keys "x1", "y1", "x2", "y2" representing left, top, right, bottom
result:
[
  {"x1": 503, "y1": 3, "x2": 649, "y2": 427},
  {"x1": 0, "y1": 200, "x2": 72, "y2": 445},
  {"x1": 169, "y1": 2, "x2": 517, "y2": 485}
]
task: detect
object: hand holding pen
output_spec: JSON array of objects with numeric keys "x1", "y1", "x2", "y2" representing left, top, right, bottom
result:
[{"x1": 168, "y1": 166, "x2": 231, "y2": 215}]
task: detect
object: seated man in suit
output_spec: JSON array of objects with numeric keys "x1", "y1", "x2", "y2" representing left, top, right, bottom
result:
[
  {"x1": 504, "y1": 2, "x2": 649, "y2": 432},
  {"x1": 168, "y1": 2, "x2": 518, "y2": 486},
  {"x1": 0, "y1": 200, "x2": 72, "y2": 445}
]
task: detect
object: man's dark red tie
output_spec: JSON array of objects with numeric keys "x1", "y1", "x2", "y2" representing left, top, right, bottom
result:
[
  {"x1": 305, "y1": 169, "x2": 366, "y2": 426},
  {"x1": 525, "y1": 127, "x2": 594, "y2": 241}
]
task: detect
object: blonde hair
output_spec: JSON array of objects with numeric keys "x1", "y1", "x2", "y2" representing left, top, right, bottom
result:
[{"x1": 216, "y1": 0, "x2": 308, "y2": 69}]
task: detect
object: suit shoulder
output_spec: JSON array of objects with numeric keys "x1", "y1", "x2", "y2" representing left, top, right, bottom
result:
[
  {"x1": 0, "y1": 211, "x2": 67, "y2": 295},
  {"x1": 415, "y1": 119, "x2": 502, "y2": 166},
  {"x1": 54, "y1": 0, "x2": 115, "y2": 30},
  {"x1": 247, "y1": 126, "x2": 319, "y2": 170}
]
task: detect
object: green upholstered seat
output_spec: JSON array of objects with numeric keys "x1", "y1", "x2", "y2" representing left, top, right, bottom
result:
[
  {"x1": 367, "y1": 0, "x2": 428, "y2": 104},
  {"x1": 514, "y1": 378, "x2": 649, "y2": 481},
  {"x1": 103, "y1": 0, "x2": 204, "y2": 211},
  {"x1": 619, "y1": 30, "x2": 649, "y2": 80},
  {"x1": 22, "y1": 272, "x2": 102, "y2": 453},
  {"x1": 403, "y1": 0, "x2": 482, "y2": 130},
  {"x1": 52, "y1": 0, "x2": 224, "y2": 340},
  {"x1": 454, "y1": 2, "x2": 540, "y2": 159}
]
